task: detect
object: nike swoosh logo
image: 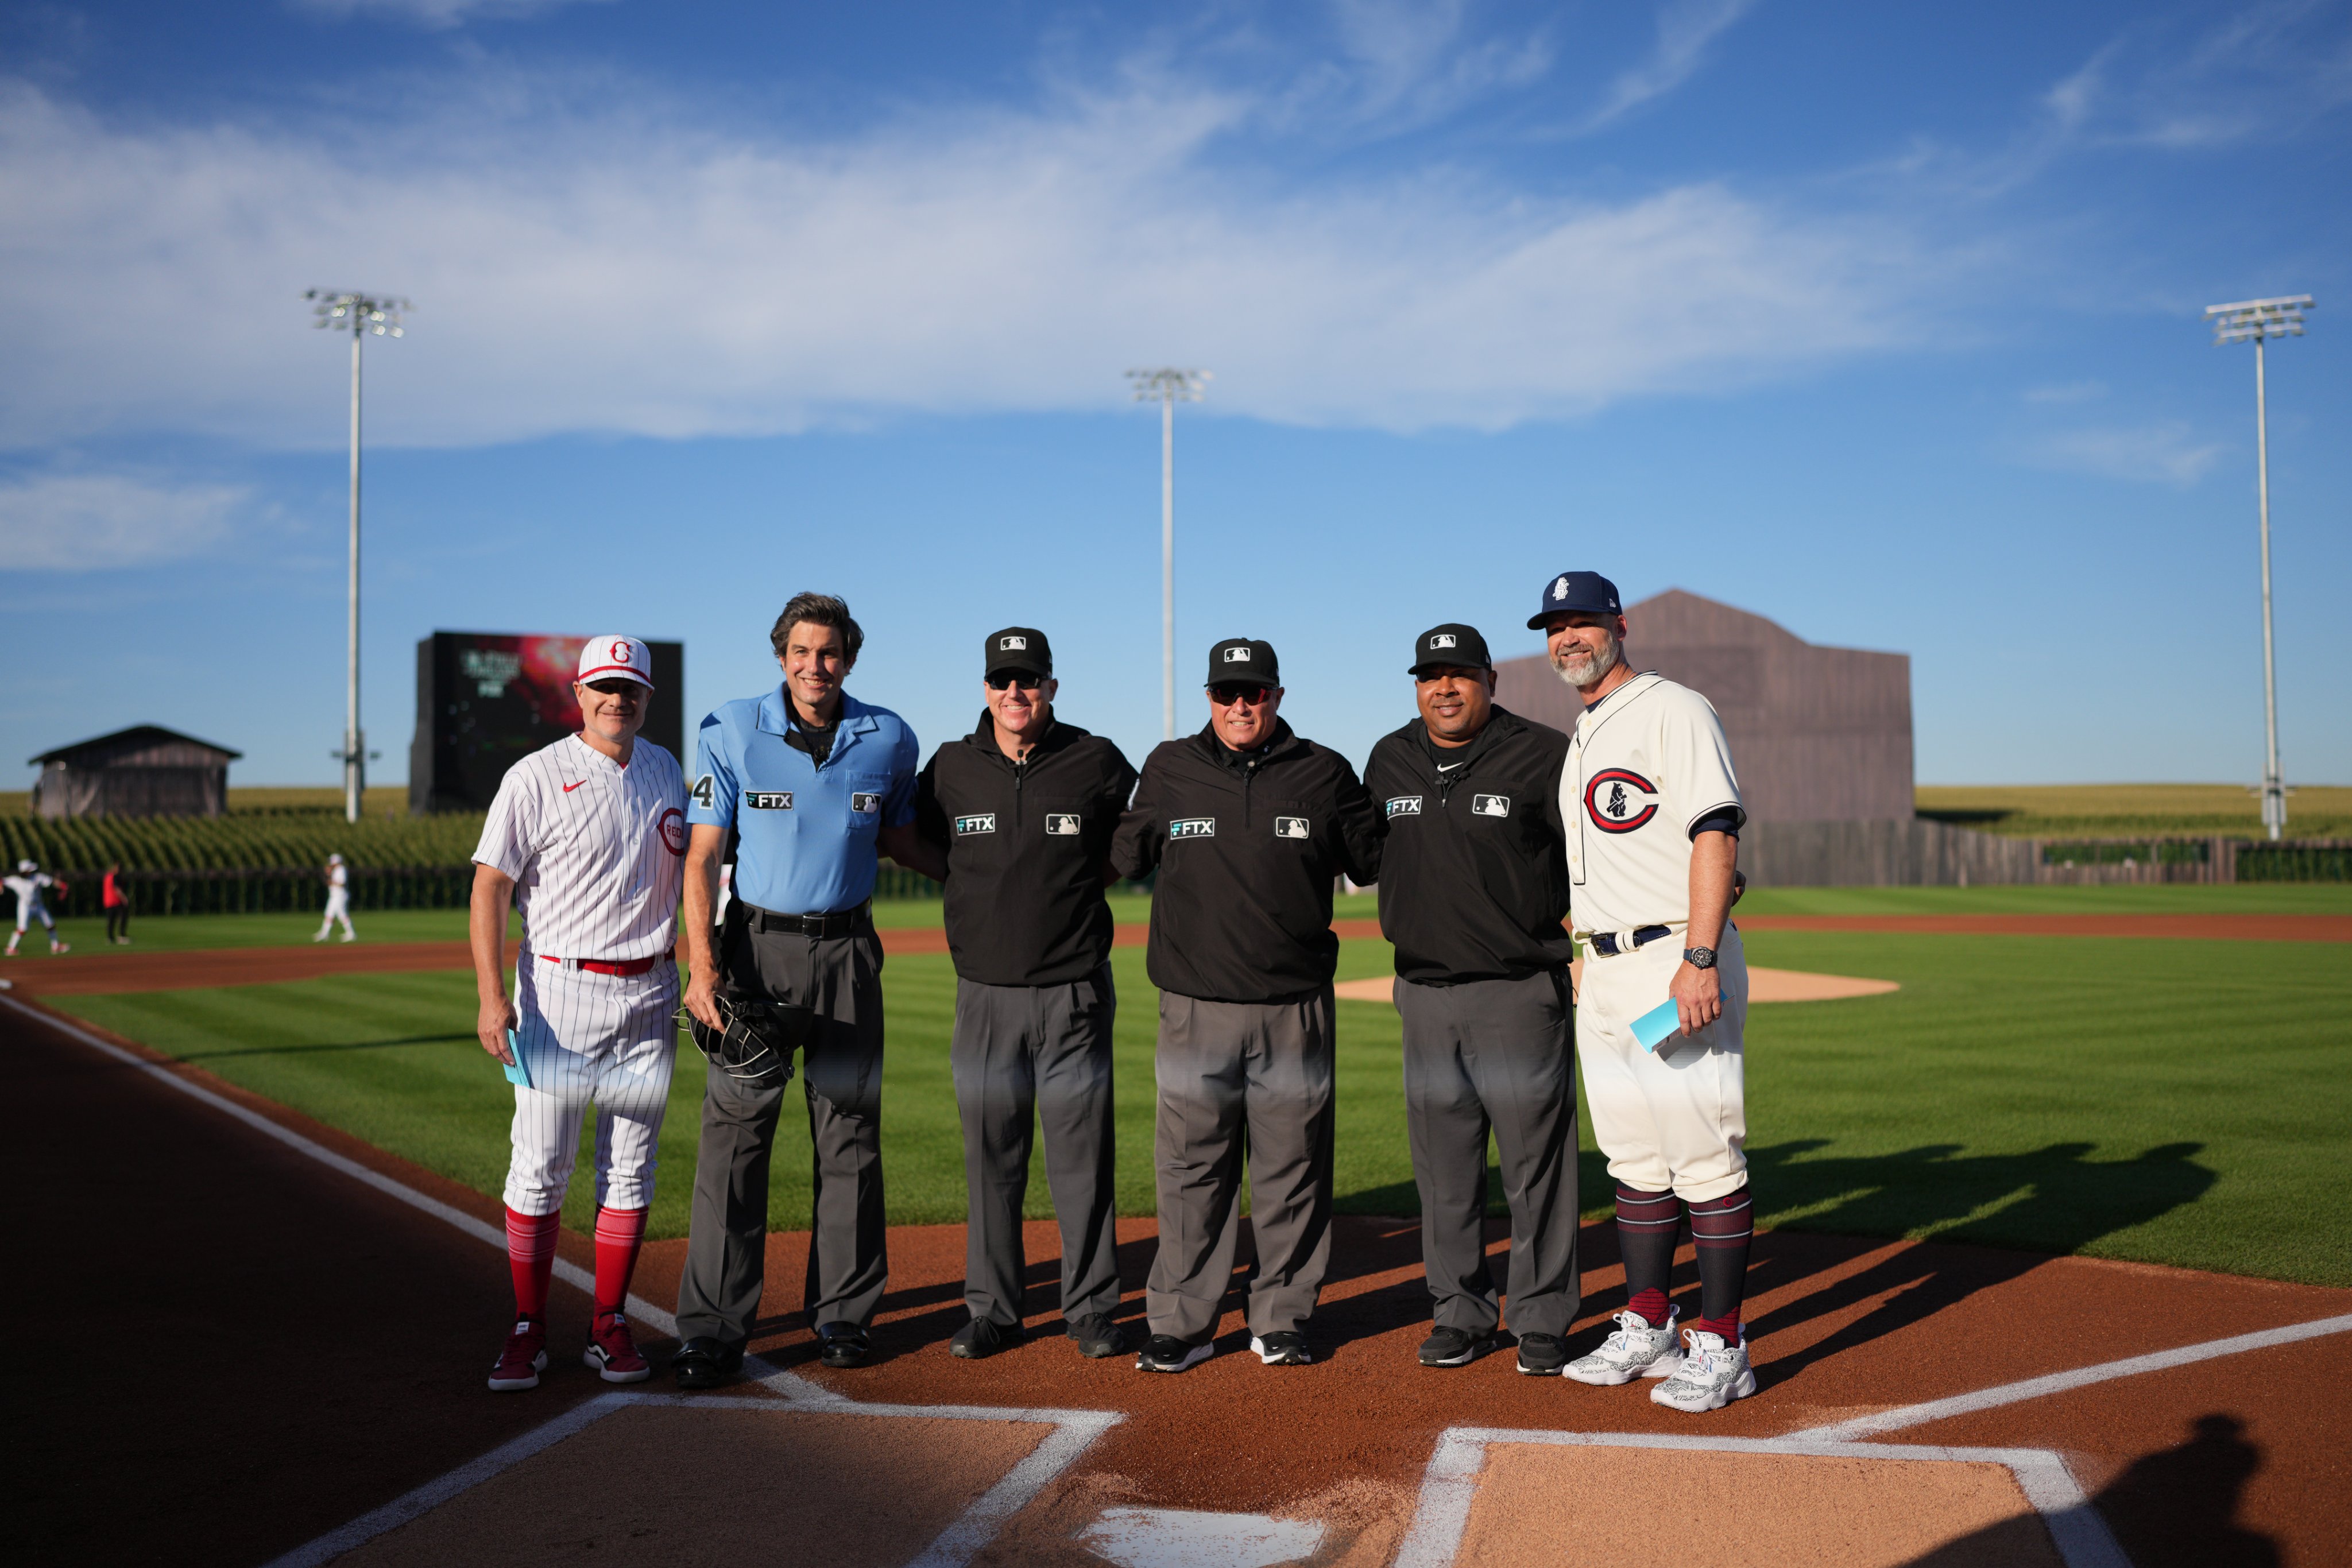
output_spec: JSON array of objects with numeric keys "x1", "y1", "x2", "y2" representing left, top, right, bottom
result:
[{"x1": 563, "y1": 780, "x2": 586, "y2": 792}]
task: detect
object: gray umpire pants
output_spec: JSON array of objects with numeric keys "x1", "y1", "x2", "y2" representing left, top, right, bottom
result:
[
  {"x1": 676, "y1": 922, "x2": 888, "y2": 1346},
  {"x1": 1146, "y1": 988, "x2": 1335, "y2": 1344},
  {"x1": 953, "y1": 966, "x2": 1121, "y2": 1329},
  {"x1": 1396, "y1": 969, "x2": 1580, "y2": 1338}
]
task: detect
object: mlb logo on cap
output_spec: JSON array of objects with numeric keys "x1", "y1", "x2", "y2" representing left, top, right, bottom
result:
[
  {"x1": 983, "y1": 626, "x2": 1053, "y2": 677},
  {"x1": 577, "y1": 634, "x2": 656, "y2": 688},
  {"x1": 1206, "y1": 638, "x2": 1279, "y2": 686},
  {"x1": 1431, "y1": 633, "x2": 1456, "y2": 649},
  {"x1": 1224, "y1": 646, "x2": 1252, "y2": 662},
  {"x1": 1000, "y1": 635, "x2": 1027, "y2": 651},
  {"x1": 1409, "y1": 623, "x2": 1492, "y2": 672}
]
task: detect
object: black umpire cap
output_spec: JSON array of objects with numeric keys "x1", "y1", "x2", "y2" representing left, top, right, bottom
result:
[
  {"x1": 984, "y1": 626, "x2": 1052, "y2": 679},
  {"x1": 1526, "y1": 570, "x2": 1624, "y2": 629},
  {"x1": 1409, "y1": 623, "x2": 1492, "y2": 673},
  {"x1": 1207, "y1": 637, "x2": 1279, "y2": 688}
]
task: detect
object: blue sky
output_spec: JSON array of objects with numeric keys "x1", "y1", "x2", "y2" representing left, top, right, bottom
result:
[{"x1": 3, "y1": 0, "x2": 2346, "y2": 791}]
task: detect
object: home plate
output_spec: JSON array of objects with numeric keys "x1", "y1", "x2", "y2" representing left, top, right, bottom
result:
[
  {"x1": 1077, "y1": 1507, "x2": 1326, "y2": 1568},
  {"x1": 1332, "y1": 963, "x2": 1898, "y2": 1005}
]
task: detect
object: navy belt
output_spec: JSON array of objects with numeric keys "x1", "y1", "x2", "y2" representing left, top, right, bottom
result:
[
  {"x1": 1589, "y1": 925, "x2": 1672, "y2": 958},
  {"x1": 744, "y1": 901, "x2": 871, "y2": 939}
]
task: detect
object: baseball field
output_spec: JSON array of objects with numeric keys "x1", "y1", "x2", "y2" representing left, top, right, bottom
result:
[{"x1": 14, "y1": 882, "x2": 2351, "y2": 1566}]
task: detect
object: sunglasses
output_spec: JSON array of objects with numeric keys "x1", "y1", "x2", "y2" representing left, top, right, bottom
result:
[
  {"x1": 586, "y1": 679, "x2": 644, "y2": 696},
  {"x1": 1208, "y1": 684, "x2": 1274, "y2": 706},
  {"x1": 986, "y1": 672, "x2": 1046, "y2": 691}
]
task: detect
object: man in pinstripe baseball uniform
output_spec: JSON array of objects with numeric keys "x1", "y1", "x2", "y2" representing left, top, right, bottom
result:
[{"x1": 471, "y1": 634, "x2": 689, "y2": 1392}]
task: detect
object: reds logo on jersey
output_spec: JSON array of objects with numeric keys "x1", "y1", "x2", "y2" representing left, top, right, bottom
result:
[
  {"x1": 1584, "y1": 768, "x2": 1661, "y2": 833},
  {"x1": 657, "y1": 806, "x2": 686, "y2": 857}
]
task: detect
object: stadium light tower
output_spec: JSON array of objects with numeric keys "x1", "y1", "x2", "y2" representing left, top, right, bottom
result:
[
  {"x1": 2204, "y1": 294, "x2": 2312, "y2": 842},
  {"x1": 307, "y1": 289, "x2": 408, "y2": 824},
  {"x1": 1127, "y1": 368, "x2": 1210, "y2": 741}
]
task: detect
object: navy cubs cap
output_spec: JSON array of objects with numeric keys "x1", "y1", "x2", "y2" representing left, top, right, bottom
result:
[
  {"x1": 1207, "y1": 637, "x2": 1279, "y2": 688},
  {"x1": 1527, "y1": 570, "x2": 1624, "y2": 629},
  {"x1": 1409, "y1": 624, "x2": 1492, "y2": 673},
  {"x1": 983, "y1": 626, "x2": 1051, "y2": 680}
]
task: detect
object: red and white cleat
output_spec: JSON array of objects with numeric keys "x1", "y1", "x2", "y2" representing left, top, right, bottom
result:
[
  {"x1": 488, "y1": 1317, "x2": 549, "y2": 1392},
  {"x1": 584, "y1": 1311, "x2": 652, "y2": 1384}
]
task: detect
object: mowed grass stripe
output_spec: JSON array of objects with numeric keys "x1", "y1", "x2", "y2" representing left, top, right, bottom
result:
[{"x1": 53, "y1": 930, "x2": 2352, "y2": 1288}]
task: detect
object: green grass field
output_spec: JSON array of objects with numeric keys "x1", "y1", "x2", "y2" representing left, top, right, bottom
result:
[{"x1": 47, "y1": 884, "x2": 2351, "y2": 1289}]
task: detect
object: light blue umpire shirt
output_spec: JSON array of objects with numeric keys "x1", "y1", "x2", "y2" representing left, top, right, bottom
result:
[{"x1": 688, "y1": 687, "x2": 922, "y2": 915}]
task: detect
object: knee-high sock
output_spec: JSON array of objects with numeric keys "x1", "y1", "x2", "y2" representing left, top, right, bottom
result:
[
  {"x1": 1688, "y1": 1184, "x2": 1754, "y2": 1345},
  {"x1": 593, "y1": 1205, "x2": 648, "y2": 1318},
  {"x1": 1615, "y1": 1186, "x2": 1681, "y2": 1325},
  {"x1": 505, "y1": 1206, "x2": 561, "y2": 1320}
]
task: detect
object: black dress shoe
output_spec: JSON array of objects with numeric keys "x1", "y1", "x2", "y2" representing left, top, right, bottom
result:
[
  {"x1": 671, "y1": 1336, "x2": 744, "y2": 1389},
  {"x1": 949, "y1": 1317, "x2": 1025, "y2": 1359},
  {"x1": 815, "y1": 1321, "x2": 873, "y2": 1368},
  {"x1": 1066, "y1": 1314, "x2": 1128, "y2": 1359}
]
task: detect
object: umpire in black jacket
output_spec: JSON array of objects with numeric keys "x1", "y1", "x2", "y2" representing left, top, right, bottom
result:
[
  {"x1": 1364, "y1": 624, "x2": 1580, "y2": 1375},
  {"x1": 1111, "y1": 638, "x2": 1382, "y2": 1373},
  {"x1": 913, "y1": 628, "x2": 1139, "y2": 1362}
]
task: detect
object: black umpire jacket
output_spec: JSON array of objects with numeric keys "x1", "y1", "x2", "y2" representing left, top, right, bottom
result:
[
  {"x1": 914, "y1": 714, "x2": 1138, "y2": 987},
  {"x1": 1112, "y1": 719, "x2": 1383, "y2": 1005},
  {"x1": 1364, "y1": 704, "x2": 1575, "y2": 985}
]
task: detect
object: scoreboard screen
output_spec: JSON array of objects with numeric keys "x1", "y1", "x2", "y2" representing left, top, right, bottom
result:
[{"x1": 409, "y1": 631, "x2": 685, "y2": 814}]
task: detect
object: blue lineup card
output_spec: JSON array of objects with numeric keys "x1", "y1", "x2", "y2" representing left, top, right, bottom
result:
[
  {"x1": 502, "y1": 1028, "x2": 533, "y2": 1089},
  {"x1": 1632, "y1": 999, "x2": 1684, "y2": 1053}
]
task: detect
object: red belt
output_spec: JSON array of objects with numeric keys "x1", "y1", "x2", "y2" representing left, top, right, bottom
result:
[{"x1": 540, "y1": 954, "x2": 662, "y2": 977}]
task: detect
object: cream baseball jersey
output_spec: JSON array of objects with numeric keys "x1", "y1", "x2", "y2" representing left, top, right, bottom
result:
[
  {"x1": 1560, "y1": 672, "x2": 1744, "y2": 938},
  {"x1": 474, "y1": 733, "x2": 689, "y2": 961}
]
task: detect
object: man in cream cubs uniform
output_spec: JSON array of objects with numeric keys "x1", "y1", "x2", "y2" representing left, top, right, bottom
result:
[
  {"x1": 1535, "y1": 571, "x2": 1759, "y2": 1414},
  {"x1": 470, "y1": 635, "x2": 688, "y2": 1392}
]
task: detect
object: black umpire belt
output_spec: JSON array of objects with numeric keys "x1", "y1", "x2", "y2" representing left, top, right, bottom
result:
[
  {"x1": 740, "y1": 900, "x2": 871, "y2": 939},
  {"x1": 1588, "y1": 925, "x2": 1673, "y2": 958}
]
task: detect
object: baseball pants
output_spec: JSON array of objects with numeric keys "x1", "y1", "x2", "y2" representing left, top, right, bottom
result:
[
  {"x1": 952, "y1": 966, "x2": 1121, "y2": 1329},
  {"x1": 1575, "y1": 924, "x2": 1749, "y2": 1203},
  {"x1": 1146, "y1": 988, "x2": 1335, "y2": 1344},
  {"x1": 317, "y1": 888, "x2": 354, "y2": 939},
  {"x1": 1395, "y1": 969, "x2": 1580, "y2": 1338},
  {"x1": 503, "y1": 956, "x2": 681, "y2": 1216},
  {"x1": 14, "y1": 903, "x2": 52, "y2": 932},
  {"x1": 676, "y1": 921, "x2": 887, "y2": 1346}
]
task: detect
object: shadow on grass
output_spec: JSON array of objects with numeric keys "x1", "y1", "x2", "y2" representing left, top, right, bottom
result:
[{"x1": 178, "y1": 1032, "x2": 477, "y2": 1061}]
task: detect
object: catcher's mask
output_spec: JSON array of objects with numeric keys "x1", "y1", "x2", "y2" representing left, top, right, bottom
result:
[{"x1": 678, "y1": 995, "x2": 811, "y2": 1086}]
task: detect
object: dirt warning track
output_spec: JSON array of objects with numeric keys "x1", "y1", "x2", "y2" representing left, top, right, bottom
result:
[{"x1": 14, "y1": 994, "x2": 2349, "y2": 1568}]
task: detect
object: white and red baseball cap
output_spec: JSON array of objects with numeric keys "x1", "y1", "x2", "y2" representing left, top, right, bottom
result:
[{"x1": 577, "y1": 634, "x2": 656, "y2": 689}]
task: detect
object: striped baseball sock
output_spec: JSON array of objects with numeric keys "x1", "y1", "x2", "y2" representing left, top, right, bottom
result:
[
  {"x1": 1615, "y1": 1186, "x2": 1681, "y2": 1326},
  {"x1": 1688, "y1": 1184, "x2": 1754, "y2": 1346},
  {"x1": 593, "y1": 1205, "x2": 648, "y2": 1319},
  {"x1": 504, "y1": 1206, "x2": 561, "y2": 1320}
]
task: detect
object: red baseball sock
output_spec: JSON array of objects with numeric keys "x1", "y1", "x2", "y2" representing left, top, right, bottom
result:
[
  {"x1": 1693, "y1": 1310, "x2": 1742, "y2": 1348},
  {"x1": 593, "y1": 1205, "x2": 648, "y2": 1318},
  {"x1": 1627, "y1": 1288, "x2": 1672, "y2": 1327},
  {"x1": 504, "y1": 1206, "x2": 560, "y2": 1321}
]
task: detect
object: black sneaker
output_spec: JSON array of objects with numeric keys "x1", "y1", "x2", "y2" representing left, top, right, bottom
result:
[
  {"x1": 815, "y1": 1321, "x2": 872, "y2": 1368},
  {"x1": 1251, "y1": 1329, "x2": 1314, "y2": 1366},
  {"x1": 1515, "y1": 1331, "x2": 1569, "y2": 1376},
  {"x1": 1135, "y1": 1334, "x2": 1214, "y2": 1373},
  {"x1": 1419, "y1": 1326, "x2": 1494, "y2": 1368},
  {"x1": 949, "y1": 1317, "x2": 1024, "y2": 1360},
  {"x1": 1066, "y1": 1314, "x2": 1128, "y2": 1359}
]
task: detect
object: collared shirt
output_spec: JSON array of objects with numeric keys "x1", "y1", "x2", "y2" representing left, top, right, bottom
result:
[
  {"x1": 688, "y1": 687, "x2": 920, "y2": 915},
  {"x1": 473, "y1": 733, "x2": 688, "y2": 962},
  {"x1": 1560, "y1": 672, "x2": 1744, "y2": 938}
]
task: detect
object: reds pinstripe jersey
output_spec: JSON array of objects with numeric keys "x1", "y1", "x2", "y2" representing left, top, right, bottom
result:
[
  {"x1": 1560, "y1": 672, "x2": 1744, "y2": 939},
  {"x1": 474, "y1": 733, "x2": 689, "y2": 961}
]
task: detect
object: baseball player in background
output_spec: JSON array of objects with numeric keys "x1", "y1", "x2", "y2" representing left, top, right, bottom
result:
[
  {"x1": 1535, "y1": 571, "x2": 1759, "y2": 1414},
  {"x1": 5, "y1": 860, "x2": 69, "y2": 956},
  {"x1": 314, "y1": 854, "x2": 355, "y2": 943},
  {"x1": 470, "y1": 636, "x2": 688, "y2": 1392}
]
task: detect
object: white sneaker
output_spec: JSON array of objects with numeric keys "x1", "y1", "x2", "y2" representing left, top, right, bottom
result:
[
  {"x1": 1565, "y1": 1308, "x2": 1683, "y2": 1386},
  {"x1": 340, "y1": 932, "x2": 357, "y2": 943},
  {"x1": 51, "y1": 942, "x2": 69, "y2": 955},
  {"x1": 313, "y1": 932, "x2": 329, "y2": 943},
  {"x1": 1649, "y1": 1329, "x2": 1755, "y2": 1413}
]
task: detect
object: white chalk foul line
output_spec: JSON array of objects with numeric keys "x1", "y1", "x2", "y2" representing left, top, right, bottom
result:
[
  {"x1": 13, "y1": 997, "x2": 1121, "y2": 1566},
  {"x1": 1394, "y1": 1428, "x2": 2130, "y2": 1568}
]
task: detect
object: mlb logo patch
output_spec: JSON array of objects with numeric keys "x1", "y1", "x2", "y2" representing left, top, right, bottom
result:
[
  {"x1": 1223, "y1": 646, "x2": 1253, "y2": 663},
  {"x1": 1000, "y1": 635, "x2": 1027, "y2": 650},
  {"x1": 1386, "y1": 796, "x2": 1424, "y2": 817},
  {"x1": 1429, "y1": 633, "x2": 1456, "y2": 649},
  {"x1": 1170, "y1": 818, "x2": 1217, "y2": 839},
  {"x1": 1045, "y1": 814, "x2": 1081, "y2": 835},
  {"x1": 1472, "y1": 794, "x2": 1511, "y2": 818},
  {"x1": 851, "y1": 792, "x2": 883, "y2": 814},
  {"x1": 1274, "y1": 816, "x2": 1309, "y2": 839},
  {"x1": 746, "y1": 791, "x2": 794, "y2": 811},
  {"x1": 955, "y1": 814, "x2": 998, "y2": 835}
]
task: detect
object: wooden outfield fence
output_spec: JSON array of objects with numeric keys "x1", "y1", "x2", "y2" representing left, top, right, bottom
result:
[{"x1": 1742, "y1": 820, "x2": 2352, "y2": 886}]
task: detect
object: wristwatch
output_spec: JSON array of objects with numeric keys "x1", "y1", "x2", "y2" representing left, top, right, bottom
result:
[{"x1": 1682, "y1": 946, "x2": 1717, "y2": 970}]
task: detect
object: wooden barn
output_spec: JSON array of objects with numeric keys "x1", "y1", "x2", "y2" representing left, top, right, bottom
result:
[
  {"x1": 1494, "y1": 589, "x2": 1913, "y2": 822},
  {"x1": 29, "y1": 725, "x2": 241, "y2": 819}
]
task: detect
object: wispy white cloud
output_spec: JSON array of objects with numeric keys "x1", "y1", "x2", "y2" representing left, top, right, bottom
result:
[
  {"x1": 2018, "y1": 421, "x2": 2223, "y2": 487},
  {"x1": 2040, "y1": 1, "x2": 2352, "y2": 152},
  {"x1": 0, "y1": 70, "x2": 1941, "y2": 450},
  {"x1": 0, "y1": 473, "x2": 247, "y2": 570},
  {"x1": 288, "y1": 0, "x2": 613, "y2": 29},
  {"x1": 1578, "y1": 0, "x2": 1756, "y2": 133}
]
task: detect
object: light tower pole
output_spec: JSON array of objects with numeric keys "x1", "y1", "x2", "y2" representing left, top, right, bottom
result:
[
  {"x1": 307, "y1": 290, "x2": 408, "y2": 823},
  {"x1": 1127, "y1": 368, "x2": 1209, "y2": 741},
  {"x1": 2204, "y1": 294, "x2": 2312, "y2": 842}
]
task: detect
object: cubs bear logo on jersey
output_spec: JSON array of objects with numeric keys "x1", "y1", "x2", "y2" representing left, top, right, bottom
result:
[{"x1": 1584, "y1": 768, "x2": 1659, "y2": 833}]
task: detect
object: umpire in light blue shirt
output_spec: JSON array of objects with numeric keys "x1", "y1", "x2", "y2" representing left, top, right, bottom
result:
[{"x1": 672, "y1": 592, "x2": 926, "y2": 1385}]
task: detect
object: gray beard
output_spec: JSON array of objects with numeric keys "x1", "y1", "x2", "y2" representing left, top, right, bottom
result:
[{"x1": 1552, "y1": 633, "x2": 1620, "y2": 689}]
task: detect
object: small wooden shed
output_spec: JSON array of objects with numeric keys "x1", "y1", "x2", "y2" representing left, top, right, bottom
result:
[{"x1": 29, "y1": 725, "x2": 241, "y2": 819}]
